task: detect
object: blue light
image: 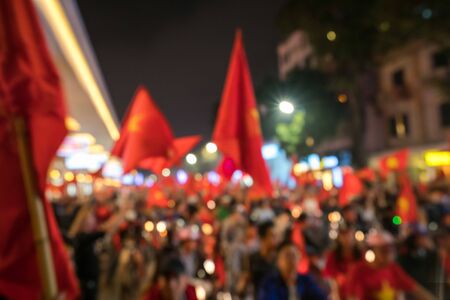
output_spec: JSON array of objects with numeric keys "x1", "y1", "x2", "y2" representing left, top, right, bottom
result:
[
  {"x1": 176, "y1": 169, "x2": 188, "y2": 184},
  {"x1": 332, "y1": 168, "x2": 343, "y2": 188},
  {"x1": 122, "y1": 174, "x2": 134, "y2": 185},
  {"x1": 134, "y1": 173, "x2": 145, "y2": 186},
  {"x1": 207, "y1": 171, "x2": 220, "y2": 185},
  {"x1": 308, "y1": 154, "x2": 321, "y2": 170},
  {"x1": 262, "y1": 143, "x2": 279, "y2": 160},
  {"x1": 323, "y1": 156, "x2": 339, "y2": 168}
]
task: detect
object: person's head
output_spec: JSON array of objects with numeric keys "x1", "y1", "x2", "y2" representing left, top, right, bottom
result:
[
  {"x1": 157, "y1": 256, "x2": 188, "y2": 298},
  {"x1": 342, "y1": 204, "x2": 357, "y2": 224},
  {"x1": 258, "y1": 221, "x2": 276, "y2": 251},
  {"x1": 366, "y1": 230, "x2": 396, "y2": 266},
  {"x1": 337, "y1": 226, "x2": 356, "y2": 250},
  {"x1": 276, "y1": 241, "x2": 300, "y2": 281}
]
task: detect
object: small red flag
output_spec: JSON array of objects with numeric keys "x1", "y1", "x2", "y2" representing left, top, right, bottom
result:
[
  {"x1": 111, "y1": 86, "x2": 174, "y2": 173},
  {"x1": 212, "y1": 30, "x2": 272, "y2": 195},
  {"x1": 379, "y1": 149, "x2": 409, "y2": 177},
  {"x1": 339, "y1": 167, "x2": 363, "y2": 206},
  {"x1": 395, "y1": 175, "x2": 418, "y2": 224},
  {"x1": 0, "y1": 0, "x2": 78, "y2": 298},
  {"x1": 140, "y1": 135, "x2": 201, "y2": 174}
]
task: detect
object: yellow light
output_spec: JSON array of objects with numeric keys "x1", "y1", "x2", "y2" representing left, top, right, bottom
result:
[
  {"x1": 76, "y1": 173, "x2": 86, "y2": 182},
  {"x1": 195, "y1": 286, "x2": 206, "y2": 300},
  {"x1": 322, "y1": 171, "x2": 333, "y2": 191},
  {"x1": 328, "y1": 211, "x2": 342, "y2": 223},
  {"x1": 156, "y1": 221, "x2": 167, "y2": 233},
  {"x1": 201, "y1": 223, "x2": 214, "y2": 235},
  {"x1": 424, "y1": 151, "x2": 450, "y2": 167},
  {"x1": 89, "y1": 144, "x2": 105, "y2": 153},
  {"x1": 291, "y1": 206, "x2": 302, "y2": 218},
  {"x1": 162, "y1": 168, "x2": 171, "y2": 177},
  {"x1": 337, "y1": 94, "x2": 348, "y2": 103},
  {"x1": 293, "y1": 162, "x2": 309, "y2": 176},
  {"x1": 36, "y1": 0, "x2": 119, "y2": 140},
  {"x1": 355, "y1": 230, "x2": 365, "y2": 242},
  {"x1": 205, "y1": 142, "x2": 218, "y2": 154},
  {"x1": 168, "y1": 200, "x2": 176, "y2": 208},
  {"x1": 64, "y1": 172, "x2": 74, "y2": 182},
  {"x1": 49, "y1": 169, "x2": 61, "y2": 180},
  {"x1": 365, "y1": 250, "x2": 376, "y2": 263},
  {"x1": 160, "y1": 230, "x2": 168, "y2": 237},
  {"x1": 329, "y1": 230, "x2": 338, "y2": 239},
  {"x1": 306, "y1": 137, "x2": 315, "y2": 147},
  {"x1": 65, "y1": 117, "x2": 80, "y2": 131},
  {"x1": 85, "y1": 174, "x2": 93, "y2": 183},
  {"x1": 327, "y1": 31, "x2": 337, "y2": 41},
  {"x1": 144, "y1": 221, "x2": 154, "y2": 232}
]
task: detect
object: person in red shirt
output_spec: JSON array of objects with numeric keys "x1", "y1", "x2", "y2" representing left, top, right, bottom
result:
[
  {"x1": 347, "y1": 230, "x2": 435, "y2": 300},
  {"x1": 141, "y1": 255, "x2": 198, "y2": 300},
  {"x1": 323, "y1": 226, "x2": 361, "y2": 299}
]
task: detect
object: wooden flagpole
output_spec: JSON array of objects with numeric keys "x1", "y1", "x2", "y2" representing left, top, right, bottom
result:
[{"x1": 13, "y1": 116, "x2": 58, "y2": 300}]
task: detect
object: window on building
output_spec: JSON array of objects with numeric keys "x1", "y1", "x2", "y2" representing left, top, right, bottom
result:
[
  {"x1": 432, "y1": 50, "x2": 448, "y2": 69},
  {"x1": 440, "y1": 102, "x2": 450, "y2": 127},
  {"x1": 392, "y1": 69, "x2": 405, "y2": 86},
  {"x1": 389, "y1": 114, "x2": 409, "y2": 138}
]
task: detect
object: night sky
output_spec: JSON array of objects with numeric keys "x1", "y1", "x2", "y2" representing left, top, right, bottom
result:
[{"x1": 77, "y1": 0, "x2": 287, "y2": 138}]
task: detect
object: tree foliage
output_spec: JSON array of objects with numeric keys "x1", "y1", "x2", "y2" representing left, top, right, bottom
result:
[
  {"x1": 276, "y1": 0, "x2": 450, "y2": 166},
  {"x1": 256, "y1": 69, "x2": 348, "y2": 157}
]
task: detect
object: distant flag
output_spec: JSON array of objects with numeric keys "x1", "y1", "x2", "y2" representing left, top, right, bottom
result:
[
  {"x1": 111, "y1": 86, "x2": 174, "y2": 173},
  {"x1": 0, "y1": 0, "x2": 78, "y2": 298},
  {"x1": 379, "y1": 149, "x2": 409, "y2": 177},
  {"x1": 339, "y1": 167, "x2": 363, "y2": 206},
  {"x1": 212, "y1": 29, "x2": 272, "y2": 196},
  {"x1": 395, "y1": 175, "x2": 418, "y2": 224},
  {"x1": 140, "y1": 135, "x2": 202, "y2": 174}
]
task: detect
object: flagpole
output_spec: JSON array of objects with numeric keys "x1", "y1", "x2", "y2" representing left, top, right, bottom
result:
[{"x1": 13, "y1": 116, "x2": 58, "y2": 300}]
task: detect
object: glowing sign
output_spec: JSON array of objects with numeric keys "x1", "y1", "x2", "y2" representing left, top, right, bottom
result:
[{"x1": 424, "y1": 151, "x2": 450, "y2": 167}]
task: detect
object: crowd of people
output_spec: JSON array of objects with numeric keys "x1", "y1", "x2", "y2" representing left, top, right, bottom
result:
[{"x1": 53, "y1": 170, "x2": 450, "y2": 300}]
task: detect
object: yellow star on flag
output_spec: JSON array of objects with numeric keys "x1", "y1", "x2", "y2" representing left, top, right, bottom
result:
[
  {"x1": 387, "y1": 157, "x2": 399, "y2": 170},
  {"x1": 376, "y1": 281, "x2": 396, "y2": 300},
  {"x1": 398, "y1": 196, "x2": 409, "y2": 213},
  {"x1": 127, "y1": 114, "x2": 144, "y2": 132},
  {"x1": 246, "y1": 108, "x2": 261, "y2": 136}
]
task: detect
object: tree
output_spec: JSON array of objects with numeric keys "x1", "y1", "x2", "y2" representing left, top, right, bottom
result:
[
  {"x1": 256, "y1": 69, "x2": 348, "y2": 157},
  {"x1": 277, "y1": 0, "x2": 450, "y2": 166}
]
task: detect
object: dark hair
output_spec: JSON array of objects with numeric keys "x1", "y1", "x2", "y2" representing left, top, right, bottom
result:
[
  {"x1": 257, "y1": 220, "x2": 274, "y2": 238},
  {"x1": 158, "y1": 255, "x2": 186, "y2": 279},
  {"x1": 277, "y1": 240, "x2": 296, "y2": 255}
]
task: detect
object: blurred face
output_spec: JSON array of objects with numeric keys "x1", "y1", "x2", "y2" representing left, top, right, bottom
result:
[
  {"x1": 338, "y1": 229, "x2": 355, "y2": 249},
  {"x1": 277, "y1": 245, "x2": 300, "y2": 279},
  {"x1": 169, "y1": 275, "x2": 188, "y2": 299},
  {"x1": 373, "y1": 244, "x2": 396, "y2": 266},
  {"x1": 262, "y1": 227, "x2": 277, "y2": 250}
]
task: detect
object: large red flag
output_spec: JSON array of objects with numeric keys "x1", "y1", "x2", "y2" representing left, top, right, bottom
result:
[
  {"x1": 379, "y1": 149, "x2": 409, "y2": 177},
  {"x1": 395, "y1": 175, "x2": 418, "y2": 224},
  {"x1": 0, "y1": 0, "x2": 78, "y2": 298},
  {"x1": 140, "y1": 135, "x2": 202, "y2": 174},
  {"x1": 111, "y1": 86, "x2": 174, "y2": 173},
  {"x1": 212, "y1": 30, "x2": 272, "y2": 195}
]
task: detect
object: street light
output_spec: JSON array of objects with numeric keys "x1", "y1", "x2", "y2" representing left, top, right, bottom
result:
[
  {"x1": 186, "y1": 153, "x2": 197, "y2": 165},
  {"x1": 205, "y1": 142, "x2": 217, "y2": 154},
  {"x1": 278, "y1": 100, "x2": 294, "y2": 114}
]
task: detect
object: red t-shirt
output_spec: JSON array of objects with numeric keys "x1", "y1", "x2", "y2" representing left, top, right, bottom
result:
[
  {"x1": 347, "y1": 261, "x2": 416, "y2": 300},
  {"x1": 323, "y1": 251, "x2": 359, "y2": 298}
]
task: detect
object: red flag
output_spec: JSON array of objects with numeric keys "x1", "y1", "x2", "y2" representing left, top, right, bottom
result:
[
  {"x1": 379, "y1": 149, "x2": 409, "y2": 177},
  {"x1": 0, "y1": 0, "x2": 78, "y2": 298},
  {"x1": 395, "y1": 175, "x2": 418, "y2": 224},
  {"x1": 215, "y1": 157, "x2": 237, "y2": 180},
  {"x1": 140, "y1": 135, "x2": 201, "y2": 174},
  {"x1": 212, "y1": 30, "x2": 272, "y2": 195},
  {"x1": 111, "y1": 86, "x2": 174, "y2": 173},
  {"x1": 339, "y1": 167, "x2": 363, "y2": 206},
  {"x1": 146, "y1": 185, "x2": 169, "y2": 208}
]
